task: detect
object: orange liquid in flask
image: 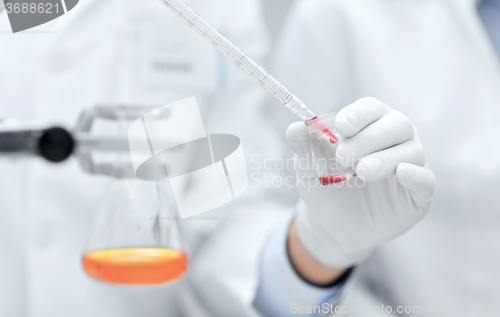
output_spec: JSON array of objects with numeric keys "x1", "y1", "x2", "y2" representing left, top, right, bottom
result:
[{"x1": 82, "y1": 248, "x2": 188, "y2": 285}]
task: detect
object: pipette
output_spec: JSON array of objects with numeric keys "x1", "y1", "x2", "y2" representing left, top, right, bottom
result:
[{"x1": 158, "y1": 0, "x2": 317, "y2": 122}]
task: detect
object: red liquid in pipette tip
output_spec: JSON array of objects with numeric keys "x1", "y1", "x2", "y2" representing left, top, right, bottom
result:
[
  {"x1": 320, "y1": 175, "x2": 348, "y2": 185},
  {"x1": 319, "y1": 174, "x2": 357, "y2": 185},
  {"x1": 307, "y1": 116, "x2": 338, "y2": 144}
]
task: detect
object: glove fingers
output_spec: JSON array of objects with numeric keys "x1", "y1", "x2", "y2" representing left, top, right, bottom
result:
[
  {"x1": 396, "y1": 163, "x2": 436, "y2": 203},
  {"x1": 336, "y1": 112, "x2": 415, "y2": 167},
  {"x1": 335, "y1": 97, "x2": 391, "y2": 138},
  {"x1": 355, "y1": 137, "x2": 425, "y2": 182}
]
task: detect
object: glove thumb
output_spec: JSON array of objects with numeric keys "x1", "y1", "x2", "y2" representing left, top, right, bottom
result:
[
  {"x1": 286, "y1": 122, "x2": 318, "y2": 177},
  {"x1": 286, "y1": 122, "x2": 310, "y2": 158}
]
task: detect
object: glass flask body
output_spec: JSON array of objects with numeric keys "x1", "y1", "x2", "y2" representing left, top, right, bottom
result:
[
  {"x1": 83, "y1": 172, "x2": 188, "y2": 285},
  {"x1": 82, "y1": 107, "x2": 187, "y2": 286}
]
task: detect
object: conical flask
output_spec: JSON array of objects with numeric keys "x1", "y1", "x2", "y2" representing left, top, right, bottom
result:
[{"x1": 82, "y1": 110, "x2": 188, "y2": 286}]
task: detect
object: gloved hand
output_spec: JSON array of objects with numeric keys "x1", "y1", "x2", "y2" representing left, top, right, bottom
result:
[{"x1": 287, "y1": 97, "x2": 436, "y2": 269}]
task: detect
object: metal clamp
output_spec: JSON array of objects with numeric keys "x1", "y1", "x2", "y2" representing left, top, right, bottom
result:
[{"x1": 73, "y1": 105, "x2": 158, "y2": 178}]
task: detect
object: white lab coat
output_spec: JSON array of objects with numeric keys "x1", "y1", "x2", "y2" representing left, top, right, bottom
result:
[
  {"x1": 269, "y1": 0, "x2": 500, "y2": 315},
  {"x1": 0, "y1": 0, "x2": 288, "y2": 316}
]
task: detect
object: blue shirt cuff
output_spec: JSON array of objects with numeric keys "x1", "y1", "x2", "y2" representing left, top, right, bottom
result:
[{"x1": 253, "y1": 218, "x2": 350, "y2": 317}]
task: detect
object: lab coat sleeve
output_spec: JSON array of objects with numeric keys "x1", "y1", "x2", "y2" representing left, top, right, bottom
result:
[{"x1": 253, "y1": 216, "x2": 349, "y2": 317}]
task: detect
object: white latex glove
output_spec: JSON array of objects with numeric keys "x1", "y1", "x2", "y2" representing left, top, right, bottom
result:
[{"x1": 287, "y1": 97, "x2": 436, "y2": 269}]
